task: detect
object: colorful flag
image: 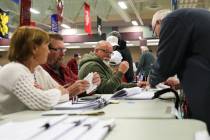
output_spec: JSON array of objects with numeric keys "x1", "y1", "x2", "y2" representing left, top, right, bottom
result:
[
  {"x1": 51, "y1": 14, "x2": 59, "y2": 32},
  {"x1": 0, "y1": 9, "x2": 9, "y2": 38},
  {"x1": 84, "y1": 2, "x2": 92, "y2": 34}
]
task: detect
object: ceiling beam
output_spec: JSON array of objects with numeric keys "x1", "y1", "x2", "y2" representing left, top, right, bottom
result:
[
  {"x1": 107, "y1": 0, "x2": 131, "y2": 22},
  {"x1": 127, "y1": 0, "x2": 144, "y2": 25}
]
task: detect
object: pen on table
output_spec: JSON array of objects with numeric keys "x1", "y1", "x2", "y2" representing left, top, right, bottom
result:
[
  {"x1": 72, "y1": 96, "x2": 78, "y2": 104},
  {"x1": 25, "y1": 115, "x2": 69, "y2": 140}
]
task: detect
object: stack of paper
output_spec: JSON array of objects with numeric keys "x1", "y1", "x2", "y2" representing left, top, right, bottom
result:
[
  {"x1": 84, "y1": 72, "x2": 97, "y2": 94},
  {"x1": 111, "y1": 86, "x2": 175, "y2": 100},
  {"x1": 0, "y1": 116, "x2": 115, "y2": 140},
  {"x1": 111, "y1": 87, "x2": 142, "y2": 99},
  {"x1": 53, "y1": 98, "x2": 108, "y2": 110}
]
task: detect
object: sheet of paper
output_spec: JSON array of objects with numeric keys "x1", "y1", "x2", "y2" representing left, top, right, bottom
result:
[
  {"x1": 42, "y1": 110, "x2": 104, "y2": 116},
  {"x1": 84, "y1": 72, "x2": 97, "y2": 94}
]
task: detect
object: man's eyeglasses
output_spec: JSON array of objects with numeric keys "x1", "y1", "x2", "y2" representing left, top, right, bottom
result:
[
  {"x1": 152, "y1": 23, "x2": 157, "y2": 38},
  {"x1": 49, "y1": 46, "x2": 67, "y2": 53},
  {"x1": 97, "y1": 49, "x2": 113, "y2": 56}
]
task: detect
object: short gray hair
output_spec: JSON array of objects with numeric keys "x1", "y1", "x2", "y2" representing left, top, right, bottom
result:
[{"x1": 152, "y1": 9, "x2": 171, "y2": 28}]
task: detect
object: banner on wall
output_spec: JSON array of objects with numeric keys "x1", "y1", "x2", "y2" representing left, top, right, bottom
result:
[
  {"x1": 0, "y1": 9, "x2": 9, "y2": 39},
  {"x1": 19, "y1": 0, "x2": 31, "y2": 26},
  {"x1": 51, "y1": 14, "x2": 59, "y2": 32},
  {"x1": 97, "y1": 16, "x2": 102, "y2": 35},
  {"x1": 84, "y1": 2, "x2": 92, "y2": 34}
]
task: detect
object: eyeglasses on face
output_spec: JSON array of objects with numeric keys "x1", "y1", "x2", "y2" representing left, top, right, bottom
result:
[
  {"x1": 49, "y1": 46, "x2": 67, "y2": 53},
  {"x1": 152, "y1": 23, "x2": 157, "y2": 38},
  {"x1": 97, "y1": 49, "x2": 113, "y2": 56}
]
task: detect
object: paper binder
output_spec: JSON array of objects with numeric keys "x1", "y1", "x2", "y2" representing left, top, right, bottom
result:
[{"x1": 53, "y1": 98, "x2": 108, "y2": 110}]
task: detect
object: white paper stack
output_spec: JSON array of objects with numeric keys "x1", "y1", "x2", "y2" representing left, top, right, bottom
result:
[{"x1": 0, "y1": 116, "x2": 115, "y2": 140}]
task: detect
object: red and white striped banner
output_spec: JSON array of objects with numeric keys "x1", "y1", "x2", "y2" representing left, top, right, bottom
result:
[
  {"x1": 84, "y1": 2, "x2": 92, "y2": 34},
  {"x1": 19, "y1": 0, "x2": 31, "y2": 26}
]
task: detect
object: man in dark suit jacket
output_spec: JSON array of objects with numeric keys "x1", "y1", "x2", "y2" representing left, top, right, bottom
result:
[{"x1": 149, "y1": 8, "x2": 210, "y2": 132}]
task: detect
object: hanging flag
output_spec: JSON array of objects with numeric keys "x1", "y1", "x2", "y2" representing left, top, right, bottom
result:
[
  {"x1": 19, "y1": 0, "x2": 31, "y2": 26},
  {"x1": 56, "y1": 0, "x2": 64, "y2": 22},
  {"x1": 0, "y1": 9, "x2": 9, "y2": 39},
  {"x1": 97, "y1": 16, "x2": 102, "y2": 35},
  {"x1": 11, "y1": 0, "x2": 20, "y2": 4},
  {"x1": 51, "y1": 14, "x2": 59, "y2": 32},
  {"x1": 84, "y1": 2, "x2": 92, "y2": 34}
]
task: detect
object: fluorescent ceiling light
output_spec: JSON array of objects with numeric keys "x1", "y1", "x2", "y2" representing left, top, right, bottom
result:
[
  {"x1": 127, "y1": 43, "x2": 134, "y2": 46},
  {"x1": 118, "y1": 1, "x2": 127, "y2": 9},
  {"x1": 61, "y1": 24, "x2": 71, "y2": 29},
  {"x1": 64, "y1": 43, "x2": 71, "y2": 46},
  {"x1": 84, "y1": 42, "x2": 97, "y2": 45},
  {"x1": 131, "y1": 20, "x2": 138, "y2": 26},
  {"x1": 30, "y1": 8, "x2": 40, "y2": 14},
  {"x1": 66, "y1": 46, "x2": 81, "y2": 49},
  {"x1": 0, "y1": 45, "x2": 9, "y2": 48}
]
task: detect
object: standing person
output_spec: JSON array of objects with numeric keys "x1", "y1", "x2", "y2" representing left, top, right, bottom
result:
[
  {"x1": 79, "y1": 40, "x2": 146, "y2": 94},
  {"x1": 107, "y1": 31, "x2": 134, "y2": 82},
  {"x1": 41, "y1": 33, "x2": 77, "y2": 86},
  {"x1": 0, "y1": 26, "x2": 70, "y2": 115},
  {"x1": 136, "y1": 46, "x2": 155, "y2": 81},
  {"x1": 109, "y1": 50, "x2": 127, "y2": 83},
  {"x1": 149, "y1": 8, "x2": 210, "y2": 132},
  {"x1": 67, "y1": 53, "x2": 81, "y2": 76}
]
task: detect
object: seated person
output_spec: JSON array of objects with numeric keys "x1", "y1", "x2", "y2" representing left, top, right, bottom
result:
[
  {"x1": 0, "y1": 26, "x2": 100, "y2": 115},
  {"x1": 42, "y1": 33, "x2": 78, "y2": 86},
  {"x1": 0, "y1": 26, "x2": 68, "y2": 115},
  {"x1": 79, "y1": 40, "x2": 146, "y2": 94},
  {"x1": 41, "y1": 33, "x2": 101, "y2": 96}
]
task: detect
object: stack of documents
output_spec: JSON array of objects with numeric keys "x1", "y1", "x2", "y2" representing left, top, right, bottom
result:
[
  {"x1": 53, "y1": 97, "x2": 108, "y2": 110},
  {"x1": 111, "y1": 86, "x2": 175, "y2": 100},
  {"x1": 0, "y1": 115, "x2": 115, "y2": 140}
]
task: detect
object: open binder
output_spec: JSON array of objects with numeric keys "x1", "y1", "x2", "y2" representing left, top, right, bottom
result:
[
  {"x1": 111, "y1": 87, "x2": 176, "y2": 100},
  {"x1": 111, "y1": 87, "x2": 143, "y2": 99},
  {"x1": 53, "y1": 97, "x2": 108, "y2": 110}
]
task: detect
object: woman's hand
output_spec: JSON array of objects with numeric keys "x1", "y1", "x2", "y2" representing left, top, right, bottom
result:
[{"x1": 66, "y1": 80, "x2": 90, "y2": 97}]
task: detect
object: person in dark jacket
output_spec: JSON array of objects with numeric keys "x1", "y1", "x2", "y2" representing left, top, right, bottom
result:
[
  {"x1": 107, "y1": 31, "x2": 134, "y2": 83},
  {"x1": 149, "y1": 8, "x2": 210, "y2": 132},
  {"x1": 136, "y1": 46, "x2": 155, "y2": 80}
]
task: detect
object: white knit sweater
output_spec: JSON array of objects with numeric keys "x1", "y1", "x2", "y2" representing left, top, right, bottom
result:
[
  {"x1": 34, "y1": 66, "x2": 69, "y2": 103},
  {"x1": 0, "y1": 62, "x2": 62, "y2": 115}
]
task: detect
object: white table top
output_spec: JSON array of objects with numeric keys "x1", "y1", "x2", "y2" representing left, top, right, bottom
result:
[{"x1": 106, "y1": 119, "x2": 207, "y2": 140}]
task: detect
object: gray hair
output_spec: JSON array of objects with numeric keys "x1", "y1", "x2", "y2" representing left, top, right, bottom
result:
[{"x1": 151, "y1": 9, "x2": 171, "y2": 28}]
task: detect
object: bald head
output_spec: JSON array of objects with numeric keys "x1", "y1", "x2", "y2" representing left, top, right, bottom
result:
[
  {"x1": 95, "y1": 40, "x2": 113, "y2": 61},
  {"x1": 140, "y1": 46, "x2": 149, "y2": 53}
]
